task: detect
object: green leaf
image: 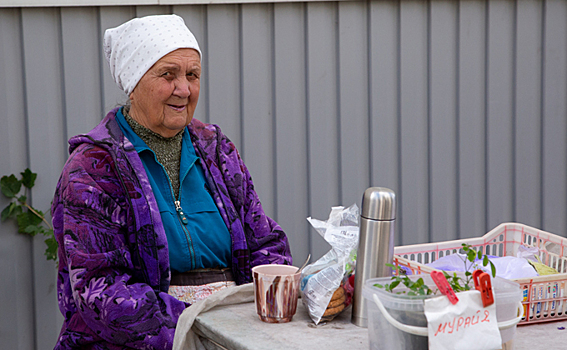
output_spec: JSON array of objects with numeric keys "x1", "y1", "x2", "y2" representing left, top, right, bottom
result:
[
  {"x1": 414, "y1": 278, "x2": 425, "y2": 288},
  {"x1": 44, "y1": 231, "x2": 58, "y2": 261},
  {"x1": 16, "y1": 211, "x2": 42, "y2": 234},
  {"x1": 1, "y1": 203, "x2": 17, "y2": 221},
  {"x1": 24, "y1": 225, "x2": 42, "y2": 236},
  {"x1": 389, "y1": 280, "x2": 401, "y2": 290},
  {"x1": 1, "y1": 205, "x2": 10, "y2": 221},
  {"x1": 21, "y1": 169, "x2": 37, "y2": 189},
  {"x1": 483, "y1": 255, "x2": 489, "y2": 266},
  {"x1": 490, "y1": 261, "x2": 496, "y2": 278},
  {"x1": 9, "y1": 205, "x2": 22, "y2": 220},
  {"x1": 1, "y1": 174, "x2": 21, "y2": 198},
  {"x1": 467, "y1": 250, "x2": 477, "y2": 262},
  {"x1": 477, "y1": 250, "x2": 483, "y2": 260},
  {"x1": 374, "y1": 284, "x2": 384, "y2": 288}
]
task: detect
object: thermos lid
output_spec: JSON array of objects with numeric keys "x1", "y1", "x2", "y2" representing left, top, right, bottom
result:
[{"x1": 361, "y1": 187, "x2": 396, "y2": 220}]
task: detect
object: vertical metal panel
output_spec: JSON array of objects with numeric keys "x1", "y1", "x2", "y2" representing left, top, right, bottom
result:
[
  {"x1": 0, "y1": 9, "x2": 35, "y2": 350},
  {"x1": 542, "y1": 0, "x2": 567, "y2": 235},
  {"x1": 399, "y1": 0, "x2": 429, "y2": 245},
  {"x1": 273, "y1": 2, "x2": 309, "y2": 262},
  {"x1": 241, "y1": 4, "x2": 275, "y2": 215},
  {"x1": 458, "y1": 0, "x2": 487, "y2": 238},
  {"x1": 514, "y1": 0, "x2": 542, "y2": 228},
  {"x1": 175, "y1": 5, "x2": 209, "y2": 123},
  {"x1": 337, "y1": 1, "x2": 369, "y2": 207},
  {"x1": 486, "y1": 0, "x2": 515, "y2": 230},
  {"x1": 21, "y1": 7, "x2": 65, "y2": 350},
  {"x1": 0, "y1": 9, "x2": 28, "y2": 175},
  {"x1": 135, "y1": 4, "x2": 171, "y2": 17},
  {"x1": 61, "y1": 7, "x2": 103, "y2": 139},
  {"x1": 429, "y1": 0, "x2": 458, "y2": 242},
  {"x1": 99, "y1": 7, "x2": 134, "y2": 113},
  {"x1": 368, "y1": 0, "x2": 400, "y2": 243},
  {"x1": 306, "y1": 2, "x2": 339, "y2": 259},
  {"x1": 206, "y1": 4, "x2": 241, "y2": 147}
]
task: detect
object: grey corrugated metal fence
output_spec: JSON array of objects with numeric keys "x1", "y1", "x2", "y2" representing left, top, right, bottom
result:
[{"x1": 0, "y1": 1, "x2": 566, "y2": 348}]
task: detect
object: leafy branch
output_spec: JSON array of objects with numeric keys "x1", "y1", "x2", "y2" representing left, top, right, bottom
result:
[
  {"x1": 375, "y1": 263, "x2": 435, "y2": 296},
  {"x1": 450, "y1": 243, "x2": 497, "y2": 292},
  {"x1": 375, "y1": 244, "x2": 497, "y2": 296},
  {"x1": 1, "y1": 169, "x2": 58, "y2": 262}
]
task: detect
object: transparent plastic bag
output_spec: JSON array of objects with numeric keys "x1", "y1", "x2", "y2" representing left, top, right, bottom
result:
[
  {"x1": 426, "y1": 253, "x2": 539, "y2": 280},
  {"x1": 300, "y1": 204, "x2": 359, "y2": 324}
]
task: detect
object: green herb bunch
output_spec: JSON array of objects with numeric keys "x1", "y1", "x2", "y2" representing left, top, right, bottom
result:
[
  {"x1": 1, "y1": 169, "x2": 58, "y2": 262},
  {"x1": 375, "y1": 264, "x2": 435, "y2": 296},
  {"x1": 375, "y1": 243, "x2": 497, "y2": 296},
  {"x1": 452, "y1": 243, "x2": 497, "y2": 292}
]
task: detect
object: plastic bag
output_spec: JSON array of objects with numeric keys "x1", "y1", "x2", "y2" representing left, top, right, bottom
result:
[
  {"x1": 516, "y1": 245, "x2": 559, "y2": 275},
  {"x1": 516, "y1": 245, "x2": 539, "y2": 262},
  {"x1": 426, "y1": 253, "x2": 539, "y2": 280},
  {"x1": 300, "y1": 204, "x2": 359, "y2": 324}
]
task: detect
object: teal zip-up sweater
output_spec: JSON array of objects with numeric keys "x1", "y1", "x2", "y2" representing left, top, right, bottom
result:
[{"x1": 116, "y1": 108, "x2": 231, "y2": 272}]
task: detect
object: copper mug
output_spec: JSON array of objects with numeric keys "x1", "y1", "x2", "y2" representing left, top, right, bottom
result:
[{"x1": 252, "y1": 264, "x2": 301, "y2": 323}]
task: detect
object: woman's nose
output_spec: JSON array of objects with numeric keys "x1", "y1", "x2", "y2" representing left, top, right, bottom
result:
[{"x1": 174, "y1": 79, "x2": 191, "y2": 98}]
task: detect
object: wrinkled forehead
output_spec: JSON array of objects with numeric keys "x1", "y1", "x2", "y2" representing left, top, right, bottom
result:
[{"x1": 153, "y1": 48, "x2": 202, "y2": 68}]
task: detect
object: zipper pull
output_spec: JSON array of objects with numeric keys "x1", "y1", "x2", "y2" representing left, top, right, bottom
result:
[{"x1": 175, "y1": 201, "x2": 189, "y2": 225}]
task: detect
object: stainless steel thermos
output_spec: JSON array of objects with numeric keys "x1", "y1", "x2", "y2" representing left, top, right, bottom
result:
[{"x1": 351, "y1": 187, "x2": 396, "y2": 327}]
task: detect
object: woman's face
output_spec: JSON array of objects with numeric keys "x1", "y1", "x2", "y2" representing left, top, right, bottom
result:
[{"x1": 129, "y1": 48, "x2": 201, "y2": 138}]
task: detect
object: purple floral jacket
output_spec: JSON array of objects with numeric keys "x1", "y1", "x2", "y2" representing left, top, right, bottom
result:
[{"x1": 51, "y1": 108, "x2": 292, "y2": 349}]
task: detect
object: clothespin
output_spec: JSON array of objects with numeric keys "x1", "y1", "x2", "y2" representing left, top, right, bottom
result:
[
  {"x1": 473, "y1": 269, "x2": 494, "y2": 307},
  {"x1": 431, "y1": 271, "x2": 459, "y2": 305}
]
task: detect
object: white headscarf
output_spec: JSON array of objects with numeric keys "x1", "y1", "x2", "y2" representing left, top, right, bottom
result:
[{"x1": 103, "y1": 14, "x2": 202, "y2": 96}]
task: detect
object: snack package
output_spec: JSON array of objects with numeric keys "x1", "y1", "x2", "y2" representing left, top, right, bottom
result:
[{"x1": 300, "y1": 204, "x2": 359, "y2": 324}]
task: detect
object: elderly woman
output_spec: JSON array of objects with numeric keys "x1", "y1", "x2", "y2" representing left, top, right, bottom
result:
[{"x1": 51, "y1": 14, "x2": 292, "y2": 349}]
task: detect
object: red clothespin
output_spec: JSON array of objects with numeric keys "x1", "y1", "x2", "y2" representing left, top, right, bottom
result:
[
  {"x1": 431, "y1": 271, "x2": 459, "y2": 305},
  {"x1": 473, "y1": 269, "x2": 494, "y2": 307}
]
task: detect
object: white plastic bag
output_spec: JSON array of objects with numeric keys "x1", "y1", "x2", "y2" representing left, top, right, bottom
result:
[
  {"x1": 516, "y1": 245, "x2": 539, "y2": 262},
  {"x1": 300, "y1": 204, "x2": 359, "y2": 324},
  {"x1": 426, "y1": 253, "x2": 539, "y2": 280}
]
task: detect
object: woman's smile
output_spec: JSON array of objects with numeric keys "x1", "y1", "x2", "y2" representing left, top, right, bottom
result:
[{"x1": 169, "y1": 104, "x2": 187, "y2": 112}]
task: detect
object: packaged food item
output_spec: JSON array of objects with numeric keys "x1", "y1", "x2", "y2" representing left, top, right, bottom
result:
[
  {"x1": 529, "y1": 256, "x2": 560, "y2": 276},
  {"x1": 300, "y1": 204, "x2": 359, "y2": 324}
]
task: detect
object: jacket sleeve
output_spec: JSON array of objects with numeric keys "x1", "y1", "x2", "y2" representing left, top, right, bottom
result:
[
  {"x1": 53, "y1": 153, "x2": 186, "y2": 349},
  {"x1": 241, "y1": 161, "x2": 293, "y2": 267},
  {"x1": 214, "y1": 131, "x2": 292, "y2": 267}
]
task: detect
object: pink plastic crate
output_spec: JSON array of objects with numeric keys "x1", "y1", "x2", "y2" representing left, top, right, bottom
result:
[{"x1": 393, "y1": 222, "x2": 567, "y2": 325}]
